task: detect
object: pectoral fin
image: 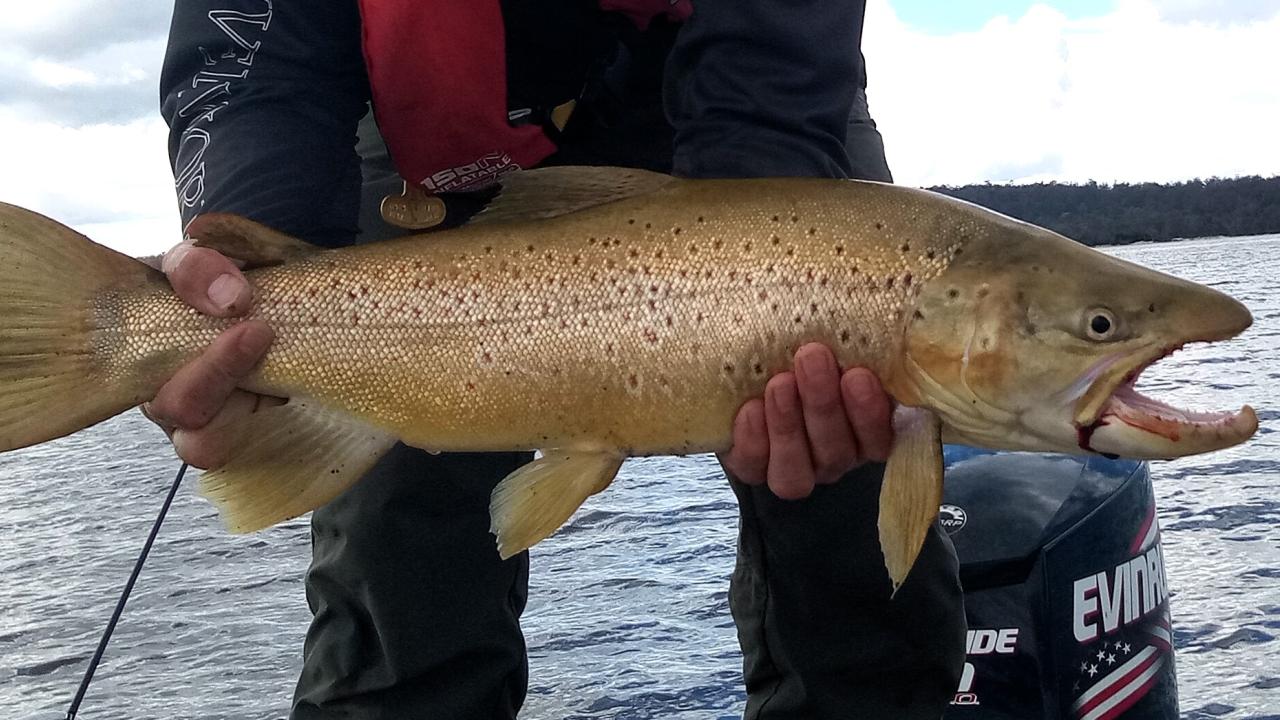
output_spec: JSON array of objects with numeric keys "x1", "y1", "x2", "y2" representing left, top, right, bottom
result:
[
  {"x1": 878, "y1": 407, "x2": 944, "y2": 596},
  {"x1": 200, "y1": 398, "x2": 397, "y2": 532},
  {"x1": 489, "y1": 450, "x2": 624, "y2": 559}
]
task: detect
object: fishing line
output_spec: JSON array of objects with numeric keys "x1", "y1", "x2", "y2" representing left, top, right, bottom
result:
[{"x1": 65, "y1": 462, "x2": 188, "y2": 720}]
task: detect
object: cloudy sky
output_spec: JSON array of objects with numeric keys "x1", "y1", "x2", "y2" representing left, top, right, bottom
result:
[{"x1": 1, "y1": 0, "x2": 1278, "y2": 257}]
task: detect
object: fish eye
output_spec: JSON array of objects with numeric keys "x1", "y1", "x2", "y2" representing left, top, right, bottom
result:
[{"x1": 1085, "y1": 308, "x2": 1118, "y2": 341}]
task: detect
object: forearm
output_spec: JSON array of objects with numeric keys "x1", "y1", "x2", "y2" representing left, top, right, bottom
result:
[
  {"x1": 664, "y1": 0, "x2": 868, "y2": 179},
  {"x1": 160, "y1": 0, "x2": 370, "y2": 247}
]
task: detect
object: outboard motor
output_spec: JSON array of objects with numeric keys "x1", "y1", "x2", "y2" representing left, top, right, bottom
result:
[{"x1": 941, "y1": 447, "x2": 1179, "y2": 720}]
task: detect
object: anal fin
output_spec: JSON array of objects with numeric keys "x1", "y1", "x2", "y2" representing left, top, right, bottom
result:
[
  {"x1": 489, "y1": 449, "x2": 624, "y2": 558},
  {"x1": 879, "y1": 407, "x2": 944, "y2": 595},
  {"x1": 199, "y1": 399, "x2": 397, "y2": 532}
]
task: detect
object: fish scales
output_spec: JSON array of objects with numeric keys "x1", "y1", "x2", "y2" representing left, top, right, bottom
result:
[
  {"x1": 101, "y1": 179, "x2": 963, "y2": 455},
  {"x1": 0, "y1": 167, "x2": 1258, "y2": 591}
]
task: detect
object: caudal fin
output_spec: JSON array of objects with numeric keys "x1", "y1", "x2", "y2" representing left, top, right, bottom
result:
[{"x1": 0, "y1": 202, "x2": 162, "y2": 451}]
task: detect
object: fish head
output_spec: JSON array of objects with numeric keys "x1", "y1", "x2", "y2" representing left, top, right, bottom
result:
[{"x1": 900, "y1": 219, "x2": 1257, "y2": 459}]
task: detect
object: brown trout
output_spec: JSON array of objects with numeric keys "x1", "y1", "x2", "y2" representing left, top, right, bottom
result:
[{"x1": 0, "y1": 167, "x2": 1258, "y2": 589}]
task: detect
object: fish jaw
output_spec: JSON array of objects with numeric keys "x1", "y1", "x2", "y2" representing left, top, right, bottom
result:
[{"x1": 1069, "y1": 337, "x2": 1257, "y2": 460}]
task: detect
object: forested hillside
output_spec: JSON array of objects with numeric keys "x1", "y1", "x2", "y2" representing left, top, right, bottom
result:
[{"x1": 931, "y1": 176, "x2": 1280, "y2": 246}]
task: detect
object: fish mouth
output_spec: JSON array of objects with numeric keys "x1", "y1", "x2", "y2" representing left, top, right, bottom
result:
[{"x1": 1071, "y1": 343, "x2": 1257, "y2": 459}]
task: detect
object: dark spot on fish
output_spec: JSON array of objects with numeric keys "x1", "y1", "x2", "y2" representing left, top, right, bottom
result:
[
  {"x1": 955, "y1": 247, "x2": 964, "y2": 255},
  {"x1": 629, "y1": 249, "x2": 639, "y2": 259},
  {"x1": 758, "y1": 290, "x2": 768, "y2": 301},
  {"x1": 810, "y1": 303, "x2": 819, "y2": 314},
  {"x1": 794, "y1": 315, "x2": 803, "y2": 324},
  {"x1": 981, "y1": 338, "x2": 991, "y2": 349},
  {"x1": 644, "y1": 222, "x2": 652, "y2": 229},
  {"x1": 526, "y1": 245, "x2": 535, "y2": 253},
  {"x1": 948, "y1": 289, "x2": 959, "y2": 299},
  {"x1": 786, "y1": 247, "x2": 795, "y2": 257},
  {"x1": 628, "y1": 218, "x2": 636, "y2": 225},
  {"x1": 484, "y1": 246, "x2": 493, "y2": 254},
  {"x1": 482, "y1": 352, "x2": 493, "y2": 363},
  {"x1": 1148, "y1": 303, "x2": 1156, "y2": 313},
  {"x1": 772, "y1": 215, "x2": 780, "y2": 222},
  {"x1": 901, "y1": 242, "x2": 911, "y2": 253},
  {"x1": 696, "y1": 312, "x2": 704, "y2": 323},
  {"x1": 589, "y1": 237, "x2": 597, "y2": 244},
  {"x1": 648, "y1": 299, "x2": 657, "y2": 310},
  {"x1": 886, "y1": 277, "x2": 895, "y2": 289},
  {"x1": 629, "y1": 374, "x2": 639, "y2": 388},
  {"x1": 665, "y1": 315, "x2": 673, "y2": 327},
  {"x1": 860, "y1": 335, "x2": 869, "y2": 346},
  {"x1": 466, "y1": 382, "x2": 475, "y2": 391},
  {"x1": 808, "y1": 227, "x2": 817, "y2": 235},
  {"x1": 723, "y1": 363, "x2": 735, "y2": 374},
  {"x1": 743, "y1": 242, "x2": 752, "y2": 252},
  {"x1": 347, "y1": 289, "x2": 357, "y2": 299},
  {"x1": 644, "y1": 328, "x2": 659, "y2": 343},
  {"x1": 903, "y1": 273, "x2": 913, "y2": 287},
  {"x1": 926, "y1": 249, "x2": 936, "y2": 260},
  {"x1": 790, "y1": 215, "x2": 799, "y2": 223},
  {"x1": 835, "y1": 245, "x2": 844, "y2": 255},
  {"x1": 605, "y1": 342, "x2": 614, "y2": 355},
  {"x1": 771, "y1": 235, "x2": 781, "y2": 245},
  {"x1": 770, "y1": 302, "x2": 779, "y2": 311},
  {"x1": 914, "y1": 310, "x2": 925, "y2": 320},
  {"x1": 875, "y1": 221, "x2": 884, "y2": 230},
  {"x1": 1031, "y1": 265, "x2": 1040, "y2": 272},
  {"x1": 977, "y1": 287, "x2": 989, "y2": 298},
  {"x1": 697, "y1": 215, "x2": 705, "y2": 223}
]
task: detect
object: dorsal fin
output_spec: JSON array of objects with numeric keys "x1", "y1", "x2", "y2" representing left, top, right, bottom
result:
[
  {"x1": 469, "y1": 166, "x2": 677, "y2": 226},
  {"x1": 186, "y1": 213, "x2": 318, "y2": 269}
]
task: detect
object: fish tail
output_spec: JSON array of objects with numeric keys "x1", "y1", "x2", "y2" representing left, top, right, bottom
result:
[{"x1": 0, "y1": 202, "x2": 163, "y2": 452}]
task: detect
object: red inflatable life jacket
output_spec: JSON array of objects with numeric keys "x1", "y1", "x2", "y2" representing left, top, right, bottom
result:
[{"x1": 358, "y1": 0, "x2": 691, "y2": 195}]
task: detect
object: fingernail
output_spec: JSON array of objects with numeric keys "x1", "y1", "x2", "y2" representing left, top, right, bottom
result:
[
  {"x1": 237, "y1": 322, "x2": 274, "y2": 357},
  {"x1": 161, "y1": 243, "x2": 191, "y2": 275},
  {"x1": 849, "y1": 369, "x2": 876, "y2": 399},
  {"x1": 208, "y1": 273, "x2": 246, "y2": 311},
  {"x1": 768, "y1": 380, "x2": 797, "y2": 418},
  {"x1": 797, "y1": 347, "x2": 829, "y2": 382}
]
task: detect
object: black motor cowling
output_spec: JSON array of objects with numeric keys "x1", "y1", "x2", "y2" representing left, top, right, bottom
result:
[{"x1": 941, "y1": 447, "x2": 1178, "y2": 720}]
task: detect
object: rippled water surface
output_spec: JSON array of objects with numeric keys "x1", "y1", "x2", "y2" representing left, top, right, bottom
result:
[{"x1": 1, "y1": 235, "x2": 1276, "y2": 719}]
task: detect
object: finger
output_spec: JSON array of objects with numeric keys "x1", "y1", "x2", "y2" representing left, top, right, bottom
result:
[
  {"x1": 162, "y1": 242, "x2": 254, "y2": 317},
  {"x1": 793, "y1": 343, "x2": 860, "y2": 483},
  {"x1": 842, "y1": 368, "x2": 894, "y2": 463},
  {"x1": 139, "y1": 401, "x2": 175, "y2": 436},
  {"x1": 764, "y1": 373, "x2": 816, "y2": 500},
  {"x1": 721, "y1": 398, "x2": 768, "y2": 486},
  {"x1": 148, "y1": 321, "x2": 275, "y2": 431},
  {"x1": 172, "y1": 390, "x2": 286, "y2": 470}
]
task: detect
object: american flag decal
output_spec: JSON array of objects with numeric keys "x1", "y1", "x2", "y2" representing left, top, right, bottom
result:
[{"x1": 1070, "y1": 612, "x2": 1172, "y2": 720}]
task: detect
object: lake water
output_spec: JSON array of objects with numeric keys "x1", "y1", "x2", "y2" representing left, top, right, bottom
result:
[{"x1": 1, "y1": 235, "x2": 1276, "y2": 719}]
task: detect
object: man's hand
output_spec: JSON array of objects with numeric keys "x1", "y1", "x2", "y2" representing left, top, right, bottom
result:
[
  {"x1": 142, "y1": 241, "x2": 277, "y2": 469},
  {"x1": 720, "y1": 343, "x2": 893, "y2": 500}
]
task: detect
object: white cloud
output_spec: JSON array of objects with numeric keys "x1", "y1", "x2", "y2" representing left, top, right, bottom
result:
[
  {"x1": 1, "y1": 0, "x2": 1278, "y2": 256},
  {"x1": 864, "y1": 0, "x2": 1280, "y2": 186},
  {"x1": 0, "y1": 108, "x2": 180, "y2": 256}
]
